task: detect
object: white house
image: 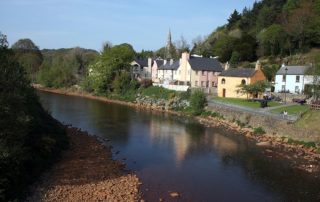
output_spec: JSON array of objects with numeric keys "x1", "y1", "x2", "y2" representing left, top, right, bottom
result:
[
  {"x1": 130, "y1": 58, "x2": 153, "y2": 80},
  {"x1": 274, "y1": 64, "x2": 312, "y2": 94}
]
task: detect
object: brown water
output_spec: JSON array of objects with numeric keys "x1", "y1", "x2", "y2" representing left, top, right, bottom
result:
[{"x1": 38, "y1": 91, "x2": 320, "y2": 202}]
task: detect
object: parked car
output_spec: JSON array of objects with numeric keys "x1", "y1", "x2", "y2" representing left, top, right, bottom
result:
[{"x1": 292, "y1": 98, "x2": 306, "y2": 105}]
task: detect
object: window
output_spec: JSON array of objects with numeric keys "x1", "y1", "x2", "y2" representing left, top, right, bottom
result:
[
  {"x1": 201, "y1": 81, "x2": 205, "y2": 87},
  {"x1": 202, "y1": 71, "x2": 205, "y2": 76},
  {"x1": 221, "y1": 78, "x2": 226, "y2": 84},
  {"x1": 282, "y1": 85, "x2": 285, "y2": 91},
  {"x1": 295, "y1": 86, "x2": 300, "y2": 93},
  {"x1": 195, "y1": 81, "x2": 198, "y2": 86},
  {"x1": 241, "y1": 79, "x2": 246, "y2": 85},
  {"x1": 196, "y1": 71, "x2": 198, "y2": 75},
  {"x1": 212, "y1": 82, "x2": 215, "y2": 87},
  {"x1": 296, "y1": 76, "x2": 300, "y2": 83},
  {"x1": 206, "y1": 81, "x2": 209, "y2": 87},
  {"x1": 282, "y1": 75, "x2": 286, "y2": 82}
]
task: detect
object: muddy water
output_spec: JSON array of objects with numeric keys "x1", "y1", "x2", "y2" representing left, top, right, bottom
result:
[{"x1": 38, "y1": 91, "x2": 320, "y2": 201}]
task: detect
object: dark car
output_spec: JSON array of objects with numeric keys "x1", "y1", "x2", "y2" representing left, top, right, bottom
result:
[{"x1": 292, "y1": 98, "x2": 306, "y2": 105}]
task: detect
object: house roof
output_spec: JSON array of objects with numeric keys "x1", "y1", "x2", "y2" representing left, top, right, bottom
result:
[
  {"x1": 133, "y1": 58, "x2": 148, "y2": 67},
  {"x1": 219, "y1": 68, "x2": 256, "y2": 77},
  {"x1": 188, "y1": 57, "x2": 223, "y2": 72},
  {"x1": 276, "y1": 65, "x2": 310, "y2": 75},
  {"x1": 158, "y1": 60, "x2": 179, "y2": 70},
  {"x1": 155, "y1": 60, "x2": 164, "y2": 67}
]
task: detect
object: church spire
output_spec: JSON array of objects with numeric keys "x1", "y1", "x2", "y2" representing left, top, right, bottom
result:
[{"x1": 165, "y1": 29, "x2": 173, "y2": 59}]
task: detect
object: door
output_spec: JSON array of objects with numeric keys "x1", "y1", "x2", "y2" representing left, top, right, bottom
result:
[{"x1": 222, "y1": 88, "x2": 226, "y2": 97}]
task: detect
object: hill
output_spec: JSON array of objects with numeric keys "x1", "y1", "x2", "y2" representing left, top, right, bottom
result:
[{"x1": 192, "y1": 0, "x2": 320, "y2": 65}]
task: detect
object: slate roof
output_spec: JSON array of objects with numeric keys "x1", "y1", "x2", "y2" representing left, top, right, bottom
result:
[
  {"x1": 219, "y1": 68, "x2": 256, "y2": 77},
  {"x1": 155, "y1": 60, "x2": 164, "y2": 67},
  {"x1": 276, "y1": 65, "x2": 310, "y2": 75},
  {"x1": 188, "y1": 57, "x2": 223, "y2": 72},
  {"x1": 133, "y1": 58, "x2": 148, "y2": 67},
  {"x1": 158, "y1": 60, "x2": 179, "y2": 70}
]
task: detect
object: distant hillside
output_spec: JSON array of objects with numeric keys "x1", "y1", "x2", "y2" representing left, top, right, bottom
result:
[
  {"x1": 37, "y1": 48, "x2": 99, "y2": 87},
  {"x1": 192, "y1": 0, "x2": 320, "y2": 64}
]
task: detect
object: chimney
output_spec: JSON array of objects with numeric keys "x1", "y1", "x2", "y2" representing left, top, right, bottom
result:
[
  {"x1": 225, "y1": 62, "x2": 230, "y2": 70},
  {"x1": 182, "y1": 52, "x2": 190, "y2": 61},
  {"x1": 163, "y1": 59, "x2": 167, "y2": 65},
  {"x1": 255, "y1": 60, "x2": 262, "y2": 71},
  {"x1": 170, "y1": 59, "x2": 174, "y2": 65},
  {"x1": 148, "y1": 58, "x2": 152, "y2": 68}
]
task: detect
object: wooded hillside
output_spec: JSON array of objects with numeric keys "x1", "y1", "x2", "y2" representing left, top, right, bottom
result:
[{"x1": 192, "y1": 0, "x2": 320, "y2": 64}]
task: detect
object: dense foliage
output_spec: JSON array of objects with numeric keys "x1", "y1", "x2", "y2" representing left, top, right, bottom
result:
[
  {"x1": 11, "y1": 38, "x2": 43, "y2": 82},
  {"x1": 0, "y1": 33, "x2": 68, "y2": 201},
  {"x1": 190, "y1": 90, "x2": 207, "y2": 115},
  {"x1": 37, "y1": 48, "x2": 98, "y2": 87},
  {"x1": 83, "y1": 43, "x2": 136, "y2": 94},
  {"x1": 192, "y1": 0, "x2": 320, "y2": 62}
]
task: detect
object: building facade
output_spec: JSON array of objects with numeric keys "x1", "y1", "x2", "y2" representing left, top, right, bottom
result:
[
  {"x1": 274, "y1": 65, "x2": 312, "y2": 94},
  {"x1": 217, "y1": 61, "x2": 266, "y2": 98}
]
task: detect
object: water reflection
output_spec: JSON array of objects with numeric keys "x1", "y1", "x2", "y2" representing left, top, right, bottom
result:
[{"x1": 38, "y1": 91, "x2": 320, "y2": 202}]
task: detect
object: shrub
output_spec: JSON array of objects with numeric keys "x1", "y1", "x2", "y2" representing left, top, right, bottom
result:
[
  {"x1": 190, "y1": 90, "x2": 207, "y2": 115},
  {"x1": 253, "y1": 127, "x2": 266, "y2": 135}
]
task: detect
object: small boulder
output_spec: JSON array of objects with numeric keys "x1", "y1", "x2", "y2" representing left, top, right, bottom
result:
[{"x1": 256, "y1": 141, "x2": 271, "y2": 147}]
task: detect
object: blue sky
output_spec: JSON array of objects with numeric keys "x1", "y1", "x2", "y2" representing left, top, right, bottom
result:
[{"x1": 0, "y1": 0, "x2": 258, "y2": 52}]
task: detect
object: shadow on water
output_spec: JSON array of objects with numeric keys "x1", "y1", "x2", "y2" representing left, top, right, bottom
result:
[{"x1": 38, "y1": 91, "x2": 320, "y2": 202}]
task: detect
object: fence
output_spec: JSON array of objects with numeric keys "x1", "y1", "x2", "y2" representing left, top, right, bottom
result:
[{"x1": 310, "y1": 103, "x2": 320, "y2": 110}]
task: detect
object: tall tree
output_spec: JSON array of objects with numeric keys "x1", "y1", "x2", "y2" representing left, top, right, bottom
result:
[
  {"x1": 227, "y1": 10, "x2": 241, "y2": 29},
  {"x1": 11, "y1": 38, "x2": 43, "y2": 81}
]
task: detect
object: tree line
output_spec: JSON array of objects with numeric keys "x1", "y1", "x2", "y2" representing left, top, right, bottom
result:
[{"x1": 192, "y1": 0, "x2": 320, "y2": 63}]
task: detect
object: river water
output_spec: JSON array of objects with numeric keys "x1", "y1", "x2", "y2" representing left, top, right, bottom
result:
[{"x1": 38, "y1": 91, "x2": 320, "y2": 201}]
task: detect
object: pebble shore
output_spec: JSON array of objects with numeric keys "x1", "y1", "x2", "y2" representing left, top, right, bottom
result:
[{"x1": 27, "y1": 127, "x2": 141, "y2": 202}]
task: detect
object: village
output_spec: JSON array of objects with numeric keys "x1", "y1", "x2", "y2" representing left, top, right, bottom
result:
[{"x1": 130, "y1": 31, "x2": 319, "y2": 115}]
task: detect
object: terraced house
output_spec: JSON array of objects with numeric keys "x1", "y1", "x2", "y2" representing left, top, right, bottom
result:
[{"x1": 217, "y1": 61, "x2": 266, "y2": 98}]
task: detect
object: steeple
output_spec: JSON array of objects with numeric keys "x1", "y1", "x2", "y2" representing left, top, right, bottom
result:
[
  {"x1": 167, "y1": 29, "x2": 172, "y2": 46},
  {"x1": 165, "y1": 29, "x2": 173, "y2": 59}
]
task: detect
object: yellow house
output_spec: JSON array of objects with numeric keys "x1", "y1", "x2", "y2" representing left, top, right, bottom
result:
[{"x1": 217, "y1": 61, "x2": 266, "y2": 98}]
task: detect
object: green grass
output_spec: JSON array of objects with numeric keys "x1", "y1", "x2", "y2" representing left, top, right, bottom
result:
[
  {"x1": 212, "y1": 97, "x2": 281, "y2": 108},
  {"x1": 271, "y1": 104, "x2": 309, "y2": 115},
  {"x1": 295, "y1": 110, "x2": 320, "y2": 131},
  {"x1": 140, "y1": 86, "x2": 176, "y2": 100}
]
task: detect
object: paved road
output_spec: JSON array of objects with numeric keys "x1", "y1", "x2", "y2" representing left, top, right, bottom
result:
[{"x1": 207, "y1": 99, "x2": 298, "y2": 121}]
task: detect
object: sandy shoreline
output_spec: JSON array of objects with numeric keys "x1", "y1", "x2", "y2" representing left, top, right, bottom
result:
[
  {"x1": 27, "y1": 126, "x2": 141, "y2": 202},
  {"x1": 35, "y1": 86, "x2": 320, "y2": 174}
]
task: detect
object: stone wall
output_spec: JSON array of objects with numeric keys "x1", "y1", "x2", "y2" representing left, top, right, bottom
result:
[
  {"x1": 135, "y1": 95, "x2": 189, "y2": 110},
  {"x1": 207, "y1": 104, "x2": 319, "y2": 142}
]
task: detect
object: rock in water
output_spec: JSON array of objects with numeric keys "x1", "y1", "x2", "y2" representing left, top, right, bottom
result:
[{"x1": 170, "y1": 192, "x2": 180, "y2": 198}]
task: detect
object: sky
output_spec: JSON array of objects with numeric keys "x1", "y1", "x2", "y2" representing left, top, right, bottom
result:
[{"x1": 0, "y1": 0, "x2": 258, "y2": 52}]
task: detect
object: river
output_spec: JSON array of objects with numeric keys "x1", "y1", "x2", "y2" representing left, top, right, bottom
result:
[{"x1": 38, "y1": 91, "x2": 320, "y2": 201}]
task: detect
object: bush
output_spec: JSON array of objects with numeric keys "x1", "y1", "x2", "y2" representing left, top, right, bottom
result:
[
  {"x1": 253, "y1": 127, "x2": 266, "y2": 135},
  {"x1": 190, "y1": 90, "x2": 207, "y2": 115}
]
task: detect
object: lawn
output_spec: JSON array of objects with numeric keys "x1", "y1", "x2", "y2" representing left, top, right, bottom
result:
[
  {"x1": 212, "y1": 97, "x2": 281, "y2": 108},
  {"x1": 271, "y1": 104, "x2": 309, "y2": 115},
  {"x1": 294, "y1": 110, "x2": 320, "y2": 131}
]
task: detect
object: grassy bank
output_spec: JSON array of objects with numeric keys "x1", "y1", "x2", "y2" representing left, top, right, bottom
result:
[{"x1": 212, "y1": 97, "x2": 281, "y2": 108}]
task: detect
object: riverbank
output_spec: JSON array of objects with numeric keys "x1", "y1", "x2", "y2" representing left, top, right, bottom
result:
[
  {"x1": 34, "y1": 86, "x2": 320, "y2": 174},
  {"x1": 27, "y1": 126, "x2": 141, "y2": 202}
]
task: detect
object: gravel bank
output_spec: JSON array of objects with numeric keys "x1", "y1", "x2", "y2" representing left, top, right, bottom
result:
[{"x1": 27, "y1": 127, "x2": 141, "y2": 202}]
